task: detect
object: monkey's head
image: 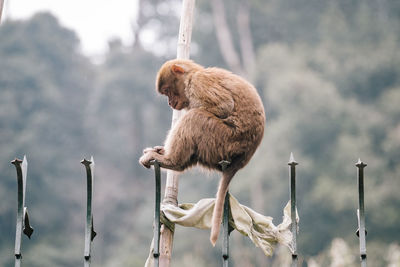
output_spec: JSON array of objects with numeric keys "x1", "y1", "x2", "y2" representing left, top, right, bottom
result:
[{"x1": 156, "y1": 59, "x2": 202, "y2": 110}]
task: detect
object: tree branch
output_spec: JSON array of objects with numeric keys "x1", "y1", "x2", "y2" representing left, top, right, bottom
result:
[
  {"x1": 211, "y1": 0, "x2": 244, "y2": 75},
  {"x1": 237, "y1": 0, "x2": 255, "y2": 76}
]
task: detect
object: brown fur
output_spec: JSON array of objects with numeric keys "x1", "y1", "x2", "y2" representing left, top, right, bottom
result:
[{"x1": 139, "y1": 59, "x2": 265, "y2": 245}]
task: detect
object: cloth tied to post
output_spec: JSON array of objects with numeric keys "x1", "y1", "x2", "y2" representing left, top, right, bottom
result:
[{"x1": 145, "y1": 193, "x2": 299, "y2": 267}]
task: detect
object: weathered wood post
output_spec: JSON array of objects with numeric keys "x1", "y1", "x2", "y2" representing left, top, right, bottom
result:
[
  {"x1": 0, "y1": 0, "x2": 4, "y2": 24},
  {"x1": 159, "y1": 1, "x2": 195, "y2": 266}
]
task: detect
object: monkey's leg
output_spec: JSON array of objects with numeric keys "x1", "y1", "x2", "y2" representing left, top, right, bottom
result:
[
  {"x1": 140, "y1": 109, "x2": 236, "y2": 171},
  {"x1": 162, "y1": 109, "x2": 235, "y2": 168}
]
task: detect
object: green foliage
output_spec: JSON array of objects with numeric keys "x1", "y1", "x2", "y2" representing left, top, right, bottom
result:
[
  {"x1": 0, "y1": 13, "x2": 94, "y2": 267},
  {"x1": 0, "y1": 0, "x2": 399, "y2": 266}
]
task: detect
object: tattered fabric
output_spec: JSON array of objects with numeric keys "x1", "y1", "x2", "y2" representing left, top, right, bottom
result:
[{"x1": 145, "y1": 194, "x2": 298, "y2": 267}]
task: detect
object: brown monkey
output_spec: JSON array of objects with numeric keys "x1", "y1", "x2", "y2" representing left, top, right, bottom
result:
[{"x1": 139, "y1": 59, "x2": 265, "y2": 246}]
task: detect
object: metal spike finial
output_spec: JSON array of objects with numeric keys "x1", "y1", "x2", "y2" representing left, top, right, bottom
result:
[
  {"x1": 288, "y1": 152, "x2": 298, "y2": 166},
  {"x1": 356, "y1": 158, "x2": 367, "y2": 169},
  {"x1": 22, "y1": 155, "x2": 27, "y2": 167},
  {"x1": 218, "y1": 160, "x2": 231, "y2": 171},
  {"x1": 11, "y1": 158, "x2": 23, "y2": 166},
  {"x1": 81, "y1": 158, "x2": 92, "y2": 167}
]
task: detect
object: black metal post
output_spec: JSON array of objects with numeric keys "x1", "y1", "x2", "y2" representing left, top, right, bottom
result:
[
  {"x1": 81, "y1": 157, "x2": 97, "y2": 267},
  {"x1": 11, "y1": 156, "x2": 34, "y2": 267},
  {"x1": 222, "y1": 191, "x2": 230, "y2": 267},
  {"x1": 356, "y1": 159, "x2": 367, "y2": 267},
  {"x1": 288, "y1": 153, "x2": 298, "y2": 267},
  {"x1": 151, "y1": 160, "x2": 161, "y2": 267},
  {"x1": 219, "y1": 160, "x2": 231, "y2": 267}
]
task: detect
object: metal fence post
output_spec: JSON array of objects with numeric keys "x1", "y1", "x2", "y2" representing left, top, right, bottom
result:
[
  {"x1": 151, "y1": 160, "x2": 161, "y2": 267},
  {"x1": 81, "y1": 157, "x2": 97, "y2": 267},
  {"x1": 288, "y1": 153, "x2": 298, "y2": 267},
  {"x1": 11, "y1": 155, "x2": 34, "y2": 267},
  {"x1": 222, "y1": 190, "x2": 230, "y2": 267},
  {"x1": 219, "y1": 160, "x2": 231, "y2": 267},
  {"x1": 356, "y1": 159, "x2": 367, "y2": 267}
]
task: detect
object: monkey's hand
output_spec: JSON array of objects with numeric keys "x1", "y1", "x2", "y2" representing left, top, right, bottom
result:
[
  {"x1": 140, "y1": 146, "x2": 166, "y2": 168},
  {"x1": 139, "y1": 152, "x2": 155, "y2": 169}
]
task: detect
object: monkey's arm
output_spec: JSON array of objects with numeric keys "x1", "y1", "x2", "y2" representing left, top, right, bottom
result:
[{"x1": 188, "y1": 72, "x2": 234, "y2": 119}]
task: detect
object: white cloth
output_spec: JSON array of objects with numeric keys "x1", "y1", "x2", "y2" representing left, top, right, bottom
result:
[{"x1": 145, "y1": 194, "x2": 298, "y2": 266}]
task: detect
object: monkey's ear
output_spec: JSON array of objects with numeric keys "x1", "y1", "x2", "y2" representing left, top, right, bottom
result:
[{"x1": 171, "y1": 64, "x2": 185, "y2": 74}]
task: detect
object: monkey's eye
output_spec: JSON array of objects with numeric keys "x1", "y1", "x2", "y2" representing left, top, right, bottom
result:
[{"x1": 160, "y1": 86, "x2": 169, "y2": 94}]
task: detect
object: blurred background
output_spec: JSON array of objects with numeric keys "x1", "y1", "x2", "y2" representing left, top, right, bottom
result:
[{"x1": 0, "y1": 0, "x2": 399, "y2": 266}]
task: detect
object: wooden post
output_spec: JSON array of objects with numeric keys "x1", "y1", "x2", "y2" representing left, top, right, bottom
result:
[
  {"x1": 0, "y1": 0, "x2": 5, "y2": 24},
  {"x1": 159, "y1": 1, "x2": 195, "y2": 266}
]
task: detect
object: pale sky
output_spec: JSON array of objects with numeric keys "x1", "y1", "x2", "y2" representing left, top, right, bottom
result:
[{"x1": 3, "y1": 0, "x2": 139, "y2": 56}]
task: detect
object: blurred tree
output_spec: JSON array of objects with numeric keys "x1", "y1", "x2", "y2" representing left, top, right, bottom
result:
[
  {"x1": 0, "y1": 12, "x2": 93, "y2": 266},
  {"x1": 0, "y1": 0, "x2": 400, "y2": 266}
]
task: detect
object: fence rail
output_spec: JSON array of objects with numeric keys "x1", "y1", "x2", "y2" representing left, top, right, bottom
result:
[
  {"x1": 10, "y1": 156, "x2": 97, "y2": 267},
  {"x1": 9, "y1": 154, "x2": 368, "y2": 266}
]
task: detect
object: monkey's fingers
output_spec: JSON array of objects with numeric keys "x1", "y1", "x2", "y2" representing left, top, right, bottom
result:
[
  {"x1": 153, "y1": 146, "x2": 165, "y2": 155},
  {"x1": 143, "y1": 147, "x2": 155, "y2": 154},
  {"x1": 139, "y1": 155, "x2": 152, "y2": 169},
  {"x1": 143, "y1": 146, "x2": 165, "y2": 155},
  {"x1": 143, "y1": 146, "x2": 162, "y2": 154}
]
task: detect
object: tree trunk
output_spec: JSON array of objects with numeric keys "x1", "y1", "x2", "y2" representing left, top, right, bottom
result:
[
  {"x1": 211, "y1": 0, "x2": 243, "y2": 75},
  {"x1": 237, "y1": 0, "x2": 255, "y2": 76},
  {"x1": 159, "y1": 1, "x2": 196, "y2": 266}
]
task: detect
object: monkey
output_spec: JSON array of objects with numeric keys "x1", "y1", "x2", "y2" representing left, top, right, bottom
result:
[{"x1": 139, "y1": 59, "x2": 265, "y2": 246}]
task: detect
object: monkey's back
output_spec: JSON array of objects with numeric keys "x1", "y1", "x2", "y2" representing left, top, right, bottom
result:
[
  {"x1": 203, "y1": 67, "x2": 265, "y2": 133},
  {"x1": 190, "y1": 67, "x2": 265, "y2": 171}
]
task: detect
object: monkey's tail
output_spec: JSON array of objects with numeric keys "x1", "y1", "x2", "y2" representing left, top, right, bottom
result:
[{"x1": 210, "y1": 172, "x2": 234, "y2": 246}]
